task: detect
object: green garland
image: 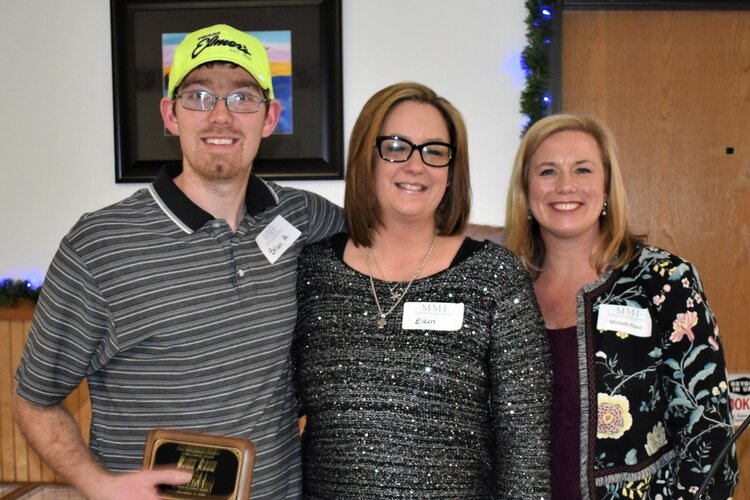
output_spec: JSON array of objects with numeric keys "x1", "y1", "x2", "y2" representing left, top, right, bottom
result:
[
  {"x1": 0, "y1": 279, "x2": 41, "y2": 307},
  {"x1": 520, "y1": 0, "x2": 553, "y2": 134},
  {"x1": 3, "y1": 6, "x2": 552, "y2": 307}
]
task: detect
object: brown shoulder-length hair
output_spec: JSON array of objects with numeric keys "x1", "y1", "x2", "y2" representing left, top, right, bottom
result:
[
  {"x1": 504, "y1": 113, "x2": 646, "y2": 276},
  {"x1": 345, "y1": 82, "x2": 471, "y2": 247}
]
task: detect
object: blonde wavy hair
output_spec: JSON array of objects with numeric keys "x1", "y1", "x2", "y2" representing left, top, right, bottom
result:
[{"x1": 504, "y1": 114, "x2": 645, "y2": 276}]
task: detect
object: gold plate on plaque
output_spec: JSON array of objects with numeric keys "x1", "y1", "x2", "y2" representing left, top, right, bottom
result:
[{"x1": 142, "y1": 429, "x2": 255, "y2": 500}]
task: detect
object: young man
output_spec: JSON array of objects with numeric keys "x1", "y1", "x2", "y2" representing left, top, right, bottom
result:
[{"x1": 12, "y1": 24, "x2": 343, "y2": 499}]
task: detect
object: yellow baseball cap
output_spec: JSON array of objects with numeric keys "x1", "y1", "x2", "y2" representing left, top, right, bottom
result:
[{"x1": 167, "y1": 24, "x2": 274, "y2": 99}]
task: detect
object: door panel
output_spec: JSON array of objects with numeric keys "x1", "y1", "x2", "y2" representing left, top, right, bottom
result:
[{"x1": 562, "y1": 9, "x2": 749, "y2": 497}]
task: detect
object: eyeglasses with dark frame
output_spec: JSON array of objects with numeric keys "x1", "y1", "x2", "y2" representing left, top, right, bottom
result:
[
  {"x1": 175, "y1": 90, "x2": 269, "y2": 113},
  {"x1": 375, "y1": 136, "x2": 455, "y2": 168}
]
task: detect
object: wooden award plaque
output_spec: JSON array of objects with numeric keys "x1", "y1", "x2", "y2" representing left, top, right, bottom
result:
[{"x1": 142, "y1": 429, "x2": 255, "y2": 499}]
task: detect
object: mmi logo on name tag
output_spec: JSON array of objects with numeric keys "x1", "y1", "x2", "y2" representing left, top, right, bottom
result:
[
  {"x1": 255, "y1": 215, "x2": 301, "y2": 264},
  {"x1": 596, "y1": 304, "x2": 652, "y2": 338},
  {"x1": 402, "y1": 302, "x2": 464, "y2": 331}
]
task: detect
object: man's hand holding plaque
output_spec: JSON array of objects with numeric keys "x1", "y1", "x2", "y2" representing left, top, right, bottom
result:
[{"x1": 142, "y1": 429, "x2": 255, "y2": 500}]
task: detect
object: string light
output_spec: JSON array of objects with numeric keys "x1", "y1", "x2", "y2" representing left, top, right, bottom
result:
[
  {"x1": 8, "y1": 3, "x2": 558, "y2": 303},
  {"x1": 0, "y1": 278, "x2": 41, "y2": 307},
  {"x1": 520, "y1": 0, "x2": 554, "y2": 134}
]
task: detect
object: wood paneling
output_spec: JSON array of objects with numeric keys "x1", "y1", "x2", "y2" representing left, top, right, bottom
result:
[
  {"x1": 0, "y1": 309, "x2": 90, "y2": 483},
  {"x1": 562, "y1": 9, "x2": 750, "y2": 497}
]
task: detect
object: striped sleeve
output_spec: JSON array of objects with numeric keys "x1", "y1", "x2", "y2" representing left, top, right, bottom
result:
[
  {"x1": 15, "y1": 235, "x2": 114, "y2": 406},
  {"x1": 299, "y1": 190, "x2": 344, "y2": 243}
]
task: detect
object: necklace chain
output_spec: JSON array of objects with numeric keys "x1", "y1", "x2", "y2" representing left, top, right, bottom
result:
[
  {"x1": 367, "y1": 230, "x2": 438, "y2": 329},
  {"x1": 369, "y1": 251, "x2": 404, "y2": 300}
]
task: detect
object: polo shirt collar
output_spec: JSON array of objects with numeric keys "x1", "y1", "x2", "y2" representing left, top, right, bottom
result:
[{"x1": 151, "y1": 164, "x2": 279, "y2": 232}]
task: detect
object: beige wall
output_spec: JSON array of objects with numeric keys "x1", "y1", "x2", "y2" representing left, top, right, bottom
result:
[{"x1": 0, "y1": 0, "x2": 527, "y2": 282}]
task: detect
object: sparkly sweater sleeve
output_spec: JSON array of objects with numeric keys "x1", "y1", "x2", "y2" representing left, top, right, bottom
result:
[{"x1": 488, "y1": 246, "x2": 552, "y2": 498}]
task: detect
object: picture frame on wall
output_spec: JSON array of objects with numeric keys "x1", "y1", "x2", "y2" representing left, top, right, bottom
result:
[{"x1": 110, "y1": 0, "x2": 343, "y2": 182}]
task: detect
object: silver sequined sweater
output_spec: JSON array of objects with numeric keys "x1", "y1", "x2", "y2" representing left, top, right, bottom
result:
[{"x1": 293, "y1": 237, "x2": 552, "y2": 499}]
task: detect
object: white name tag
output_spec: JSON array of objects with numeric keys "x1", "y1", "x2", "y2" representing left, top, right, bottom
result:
[
  {"x1": 402, "y1": 302, "x2": 464, "y2": 331},
  {"x1": 596, "y1": 304, "x2": 652, "y2": 338},
  {"x1": 255, "y1": 215, "x2": 301, "y2": 264}
]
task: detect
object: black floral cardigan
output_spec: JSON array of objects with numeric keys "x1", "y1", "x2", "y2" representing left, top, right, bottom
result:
[{"x1": 574, "y1": 246, "x2": 738, "y2": 499}]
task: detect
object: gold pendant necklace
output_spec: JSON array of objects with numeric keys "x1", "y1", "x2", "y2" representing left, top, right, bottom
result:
[{"x1": 367, "y1": 230, "x2": 438, "y2": 330}]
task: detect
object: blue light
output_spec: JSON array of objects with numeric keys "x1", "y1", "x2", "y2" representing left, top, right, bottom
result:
[
  {"x1": 541, "y1": 8, "x2": 552, "y2": 17},
  {"x1": 543, "y1": 93, "x2": 552, "y2": 104},
  {"x1": 520, "y1": 56, "x2": 531, "y2": 76}
]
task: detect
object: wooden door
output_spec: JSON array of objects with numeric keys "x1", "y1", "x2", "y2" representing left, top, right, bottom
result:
[{"x1": 561, "y1": 9, "x2": 750, "y2": 497}]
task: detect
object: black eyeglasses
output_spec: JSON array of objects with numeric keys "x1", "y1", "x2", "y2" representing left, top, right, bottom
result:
[
  {"x1": 175, "y1": 90, "x2": 269, "y2": 113},
  {"x1": 375, "y1": 136, "x2": 454, "y2": 168}
]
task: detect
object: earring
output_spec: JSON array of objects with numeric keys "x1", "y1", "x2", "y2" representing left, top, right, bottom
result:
[
  {"x1": 601, "y1": 201, "x2": 608, "y2": 217},
  {"x1": 527, "y1": 210, "x2": 533, "y2": 221}
]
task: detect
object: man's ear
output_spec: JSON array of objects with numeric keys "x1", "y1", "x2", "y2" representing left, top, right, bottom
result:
[
  {"x1": 261, "y1": 100, "x2": 282, "y2": 138},
  {"x1": 160, "y1": 97, "x2": 180, "y2": 136}
]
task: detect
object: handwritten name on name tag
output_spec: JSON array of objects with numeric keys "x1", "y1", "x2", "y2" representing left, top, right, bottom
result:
[
  {"x1": 402, "y1": 302, "x2": 464, "y2": 331},
  {"x1": 256, "y1": 215, "x2": 301, "y2": 264},
  {"x1": 596, "y1": 304, "x2": 652, "y2": 338}
]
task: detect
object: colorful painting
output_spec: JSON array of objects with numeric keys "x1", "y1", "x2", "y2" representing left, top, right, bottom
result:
[{"x1": 162, "y1": 30, "x2": 293, "y2": 134}]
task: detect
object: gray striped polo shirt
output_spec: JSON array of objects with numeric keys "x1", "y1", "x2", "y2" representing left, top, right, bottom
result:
[{"x1": 15, "y1": 165, "x2": 344, "y2": 498}]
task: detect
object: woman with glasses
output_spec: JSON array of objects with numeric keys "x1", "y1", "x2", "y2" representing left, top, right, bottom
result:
[{"x1": 292, "y1": 82, "x2": 552, "y2": 498}]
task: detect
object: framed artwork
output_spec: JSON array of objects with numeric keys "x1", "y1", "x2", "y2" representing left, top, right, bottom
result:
[{"x1": 110, "y1": 0, "x2": 343, "y2": 182}]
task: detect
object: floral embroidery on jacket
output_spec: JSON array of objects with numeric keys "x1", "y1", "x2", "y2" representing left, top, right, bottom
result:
[
  {"x1": 644, "y1": 422, "x2": 667, "y2": 457},
  {"x1": 578, "y1": 246, "x2": 737, "y2": 499},
  {"x1": 598, "y1": 393, "x2": 633, "y2": 439}
]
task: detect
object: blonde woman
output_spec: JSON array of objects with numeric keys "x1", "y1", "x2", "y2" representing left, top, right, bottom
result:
[{"x1": 505, "y1": 113, "x2": 738, "y2": 498}]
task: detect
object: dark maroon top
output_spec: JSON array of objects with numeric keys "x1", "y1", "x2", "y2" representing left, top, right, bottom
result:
[{"x1": 547, "y1": 325, "x2": 582, "y2": 500}]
